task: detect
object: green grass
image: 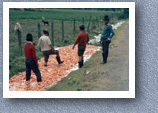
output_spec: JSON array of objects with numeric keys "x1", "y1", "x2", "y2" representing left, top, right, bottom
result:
[
  {"x1": 9, "y1": 8, "x2": 127, "y2": 78},
  {"x1": 10, "y1": 8, "x2": 123, "y2": 21}
]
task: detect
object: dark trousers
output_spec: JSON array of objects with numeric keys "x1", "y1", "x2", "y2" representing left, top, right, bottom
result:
[
  {"x1": 25, "y1": 59, "x2": 41, "y2": 82},
  {"x1": 102, "y1": 40, "x2": 111, "y2": 62},
  {"x1": 78, "y1": 45, "x2": 86, "y2": 56},
  {"x1": 43, "y1": 49, "x2": 59, "y2": 63}
]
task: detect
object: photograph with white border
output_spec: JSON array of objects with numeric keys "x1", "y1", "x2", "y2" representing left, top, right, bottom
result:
[{"x1": 3, "y1": 2, "x2": 135, "y2": 98}]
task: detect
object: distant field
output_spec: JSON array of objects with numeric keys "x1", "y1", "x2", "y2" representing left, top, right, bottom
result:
[
  {"x1": 9, "y1": 9, "x2": 121, "y2": 21},
  {"x1": 9, "y1": 8, "x2": 125, "y2": 78}
]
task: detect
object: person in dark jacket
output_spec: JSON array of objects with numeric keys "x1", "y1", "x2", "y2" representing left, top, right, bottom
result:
[
  {"x1": 24, "y1": 33, "x2": 42, "y2": 82},
  {"x1": 100, "y1": 15, "x2": 115, "y2": 64},
  {"x1": 72, "y1": 25, "x2": 89, "y2": 68}
]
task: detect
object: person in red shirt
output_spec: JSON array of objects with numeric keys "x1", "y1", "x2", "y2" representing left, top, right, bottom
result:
[
  {"x1": 72, "y1": 25, "x2": 89, "y2": 68},
  {"x1": 24, "y1": 33, "x2": 42, "y2": 82}
]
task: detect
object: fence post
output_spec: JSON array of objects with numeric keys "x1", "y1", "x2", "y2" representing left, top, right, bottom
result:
[
  {"x1": 73, "y1": 19, "x2": 76, "y2": 39},
  {"x1": 73, "y1": 19, "x2": 76, "y2": 31},
  {"x1": 96, "y1": 17, "x2": 99, "y2": 27},
  {"x1": 92, "y1": 18, "x2": 96, "y2": 29},
  {"x1": 99, "y1": 16, "x2": 102, "y2": 27},
  {"x1": 87, "y1": 16, "x2": 92, "y2": 32},
  {"x1": 112, "y1": 13, "x2": 114, "y2": 23},
  {"x1": 17, "y1": 30, "x2": 22, "y2": 56},
  {"x1": 82, "y1": 17, "x2": 84, "y2": 25},
  {"x1": 61, "y1": 20, "x2": 64, "y2": 41},
  {"x1": 37, "y1": 23, "x2": 41, "y2": 38},
  {"x1": 51, "y1": 22, "x2": 54, "y2": 46}
]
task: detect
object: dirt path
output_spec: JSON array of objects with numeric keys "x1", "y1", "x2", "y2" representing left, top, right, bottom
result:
[
  {"x1": 48, "y1": 20, "x2": 129, "y2": 91},
  {"x1": 91, "y1": 21, "x2": 129, "y2": 91}
]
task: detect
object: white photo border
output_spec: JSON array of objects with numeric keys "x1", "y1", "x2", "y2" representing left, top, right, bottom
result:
[{"x1": 3, "y1": 2, "x2": 135, "y2": 98}]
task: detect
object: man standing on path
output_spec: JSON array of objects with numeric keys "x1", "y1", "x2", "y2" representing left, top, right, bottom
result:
[
  {"x1": 72, "y1": 25, "x2": 89, "y2": 68},
  {"x1": 24, "y1": 33, "x2": 42, "y2": 82},
  {"x1": 100, "y1": 15, "x2": 115, "y2": 64},
  {"x1": 37, "y1": 30, "x2": 64, "y2": 67}
]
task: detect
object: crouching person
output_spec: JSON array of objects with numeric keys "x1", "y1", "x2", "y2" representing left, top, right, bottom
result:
[
  {"x1": 72, "y1": 25, "x2": 89, "y2": 68},
  {"x1": 24, "y1": 33, "x2": 42, "y2": 82},
  {"x1": 37, "y1": 30, "x2": 64, "y2": 67}
]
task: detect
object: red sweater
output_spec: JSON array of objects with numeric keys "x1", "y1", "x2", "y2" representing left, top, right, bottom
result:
[
  {"x1": 74, "y1": 31, "x2": 89, "y2": 46},
  {"x1": 24, "y1": 42, "x2": 37, "y2": 63}
]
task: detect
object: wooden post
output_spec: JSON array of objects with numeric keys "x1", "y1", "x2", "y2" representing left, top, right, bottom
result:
[
  {"x1": 87, "y1": 16, "x2": 92, "y2": 32},
  {"x1": 17, "y1": 30, "x2": 22, "y2": 56},
  {"x1": 73, "y1": 19, "x2": 76, "y2": 39},
  {"x1": 112, "y1": 13, "x2": 114, "y2": 23},
  {"x1": 82, "y1": 17, "x2": 84, "y2": 25},
  {"x1": 61, "y1": 20, "x2": 64, "y2": 41},
  {"x1": 73, "y1": 19, "x2": 76, "y2": 31},
  {"x1": 96, "y1": 17, "x2": 99, "y2": 27},
  {"x1": 92, "y1": 18, "x2": 96, "y2": 29},
  {"x1": 51, "y1": 22, "x2": 54, "y2": 46},
  {"x1": 37, "y1": 23, "x2": 41, "y2": 38},
  {"x1": 99, "y1": 16, "x2": 102, "y2": 27}
]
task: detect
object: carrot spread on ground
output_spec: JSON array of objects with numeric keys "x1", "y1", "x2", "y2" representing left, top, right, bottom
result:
[{"x1": 9, "y1": 45, "x2": 99, "y2": 91}]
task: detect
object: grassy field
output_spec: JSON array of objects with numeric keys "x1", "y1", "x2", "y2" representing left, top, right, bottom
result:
[
  {"x1": 10, "y1": 8, "x2": 123, "y2": 21},
  {"x1": 9, "y1": 8, "x2": 126, "y2": 78}
]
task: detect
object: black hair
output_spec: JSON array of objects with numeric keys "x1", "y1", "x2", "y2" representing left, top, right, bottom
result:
[
  {"x1": 26, "y1": 33, "x2": 33, "y2": 42},
  {"x1": 103, "y1": 15, "x2": 109, "y2": 22},
  {"x1": 43, "y1": 30, "x2": 49, "y2": 36},
  {"x1": 79, "y1": 25, "x2": 85, "y2": 31}
]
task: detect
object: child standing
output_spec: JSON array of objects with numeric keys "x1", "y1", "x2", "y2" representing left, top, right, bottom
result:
[
  {"x1": 24, "y1": 33, "x2": 42, "y2": 82},
  {"x1": 72, "y1": 25, "x2": 89, "y2": 68}
]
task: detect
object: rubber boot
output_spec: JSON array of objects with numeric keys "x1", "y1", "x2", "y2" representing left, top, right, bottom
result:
[
  {"x1": 56, "y1": 56, "x2": 64, "y2": 64},
  {"x1": 37, "y1": 78, "x2": 42, "y2": 82},
  {"x1": 78, "y1": 62, "x2": 82, "y2": 68},
  {"x1": 100, "y1": 53, "x2": 106, "y2": 64},
  {"x1": 81, "y1": 59, "x2": 84, "y2": 67},
  {"x1": 44, "y1": 64, "x2": 47, "y2": 67}
]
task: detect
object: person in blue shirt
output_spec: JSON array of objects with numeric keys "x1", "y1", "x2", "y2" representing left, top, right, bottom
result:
[{"x1": 100, "y1": 15, "x2": 115, "y2": 64}]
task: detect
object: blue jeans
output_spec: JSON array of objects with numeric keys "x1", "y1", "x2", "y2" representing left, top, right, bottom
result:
[
  {"x1": 102, "y1": 40, "x2": 111, "y2": 62},
  {"x1": 25, "y1": 59, "x2": 42, "y2": 82}
]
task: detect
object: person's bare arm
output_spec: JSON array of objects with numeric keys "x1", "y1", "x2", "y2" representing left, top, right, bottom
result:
[{"x1": 49, "y1": 45, "x2": 55, "y2": 51}]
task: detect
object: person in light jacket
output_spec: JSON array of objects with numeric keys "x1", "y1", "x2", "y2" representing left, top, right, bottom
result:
[{"x1": 37, "y1": 30, "x2": 64, "y2": 67}]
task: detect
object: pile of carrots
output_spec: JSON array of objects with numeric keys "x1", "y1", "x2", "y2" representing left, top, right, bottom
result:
[{"x1": 9, "y1": 45, "x2": 99, "y2": 91}]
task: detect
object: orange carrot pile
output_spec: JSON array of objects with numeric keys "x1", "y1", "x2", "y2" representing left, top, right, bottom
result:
[{"x1": 9, "y1": 45, "x2": 99, "y2": 91}]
